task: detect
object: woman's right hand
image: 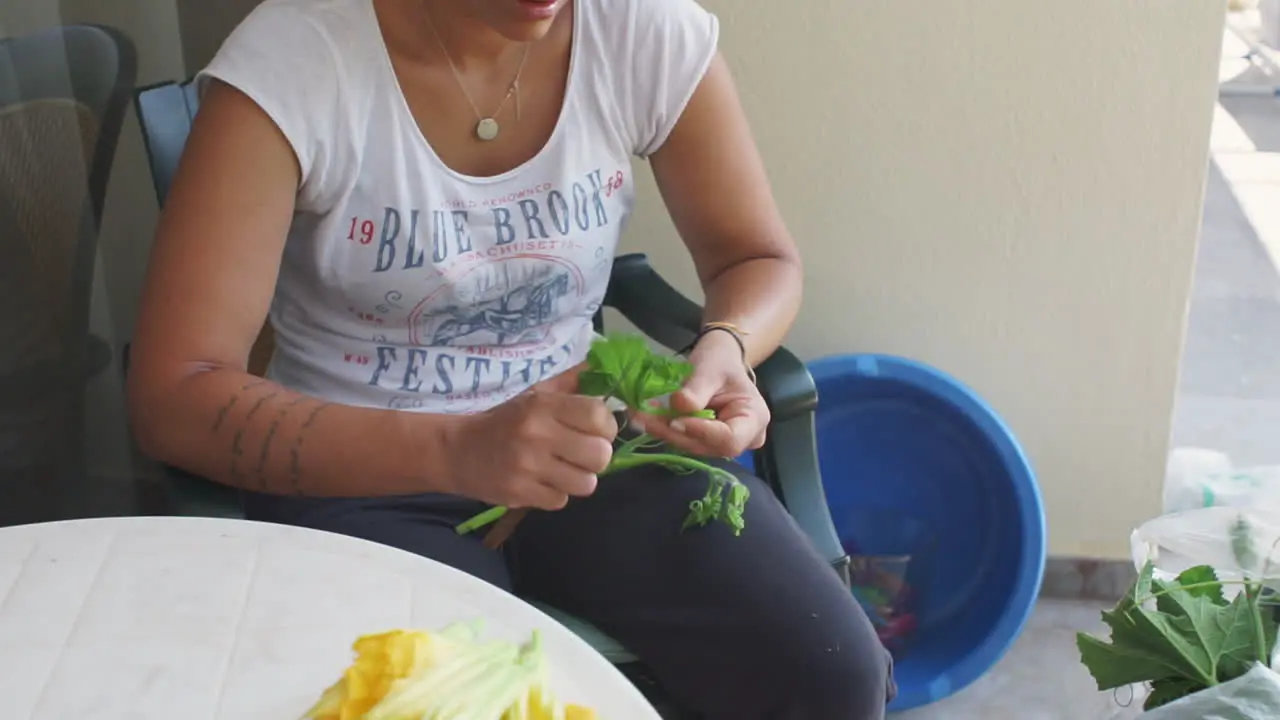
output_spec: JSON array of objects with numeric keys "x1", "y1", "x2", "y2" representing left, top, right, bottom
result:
[{"x1": 447, "y1": 367, "x2": 618, "y2": 511}]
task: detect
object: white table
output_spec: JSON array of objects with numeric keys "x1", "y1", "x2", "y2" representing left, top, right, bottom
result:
[{"x1": 0, "y1": 516, "x2": 661, "y2": 719}]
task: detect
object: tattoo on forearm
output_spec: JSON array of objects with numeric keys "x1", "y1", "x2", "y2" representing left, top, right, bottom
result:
[
  {"x1": 287, "y1": 403, "x2": 332, "y2": 496},
  {"x1": 254, "y1": 396, "x2": 306, "y2": 490},
  {"x1": 243, "y1": 391, "x2": 278, "y2": 423},
  {"x1": 255, "y1": 422, "x2": 279, "y2": 490},
  {"x1": 212, "y1": 396, "x2": 237, "y2": 433},
  {"x1": 228, "y1": 390, "x2": 278, "y2": 482},
  {"x1": 212, "y1": 380, "x2": 269, "y2": 433},
  {"x1": 213, "y1": 378, "x2": 331, "y2": 495}
]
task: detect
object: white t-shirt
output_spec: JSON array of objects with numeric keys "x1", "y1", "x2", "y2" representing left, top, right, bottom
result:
[{"x1": 199, "y1": 0, "x2": 718, "y2": 414}]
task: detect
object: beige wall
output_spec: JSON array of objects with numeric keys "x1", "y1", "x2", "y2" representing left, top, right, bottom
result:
[{"x1": 622, "y1": 0, "x2": 1226, "y2": 559}]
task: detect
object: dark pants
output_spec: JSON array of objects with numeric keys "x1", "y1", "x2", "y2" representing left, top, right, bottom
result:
[{"x1": 243, "y1": 462, "x2": 895, "y2": 719}]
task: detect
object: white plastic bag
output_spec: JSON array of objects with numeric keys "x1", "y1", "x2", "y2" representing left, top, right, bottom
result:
[
  {"x1": 1141, "y1": 665, "x2": 1280, "y2": 720},
  {"x1": 1163, "y1": 447, "x2": 1280, "y2": 516},
  {"x1": 1131, "y1": 506, "x2": 1280, "y2": 594}
]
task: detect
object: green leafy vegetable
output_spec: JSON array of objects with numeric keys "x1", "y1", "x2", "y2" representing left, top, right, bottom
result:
[
  {"x1": 1076, "y1": 515, "x2": 1279, "y2": 711},
  {"x1": 457, "y1": 334, "x2": 748, "y2": 538},
  {"x1": 1144, "y1": 677, "x2": 1201, "y2": 709},
  {"x1": 577, "y1": 334, "x2": 714, "y2": 418}
]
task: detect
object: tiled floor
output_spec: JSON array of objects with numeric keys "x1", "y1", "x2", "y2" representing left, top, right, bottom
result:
[
  {"x1": 892, "y1": 599, "x2": 1144, "y2": 719},
  {"x1": 892, "y1": 22, "x2": 1280, "y2": 720}
]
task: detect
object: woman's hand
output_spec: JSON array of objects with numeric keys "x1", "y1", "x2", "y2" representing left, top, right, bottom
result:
[
  {"x1": 448, "y1": 366, "x2": 618, "y2": 510},
  {"x1": 635, "y1": 331, "x2": 770, "y2": 459}
]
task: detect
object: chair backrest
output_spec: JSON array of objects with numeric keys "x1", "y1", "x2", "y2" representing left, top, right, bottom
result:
[
  {"x1": 0, "y1": 25, "x2": 135, "y2": 371},
  {"x1": 0, "y1": 24, "x2": 137, "y2": 224},
  {"x1": 134, "y1": 79, "x2": 199, "y2": 207},
  {"x1": 0, "y1": 24, "x2": 137, "y2": 466}
]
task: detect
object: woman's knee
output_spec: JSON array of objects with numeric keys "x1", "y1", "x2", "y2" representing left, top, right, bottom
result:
[
  {"x1": 779, "y1": 625, "x2": 895, "y2": 719},
  {"x1": 721, "y1": 594, "x2": 894, "y2": 720}
]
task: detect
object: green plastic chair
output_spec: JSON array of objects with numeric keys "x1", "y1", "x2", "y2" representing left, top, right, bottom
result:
[
  {"x1": 0, "y1": 25, "x2": 135, "y2": 520},
  {"x1": 130, "y1": 78, "x2": 851, "y2": 710}
]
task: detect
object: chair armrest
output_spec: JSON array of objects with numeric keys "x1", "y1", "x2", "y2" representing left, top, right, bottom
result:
[
  {"x1": 752, "y1": 349, "x2": 847, "y2": 583},
  {"x1": 754, "y1": 345, "x2": 817, "y2": 422},
  {"x1": 604, "y1": 253, "x2": 701, "y2": 351},
  {"x1": 754, "y1": 412, "x2": 852, "y2": 589}
]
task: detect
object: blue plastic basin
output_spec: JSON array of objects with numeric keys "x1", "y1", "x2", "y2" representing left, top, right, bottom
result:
[{"x1": 750, "y1": 354, "x2": 1046, "y2": 711}]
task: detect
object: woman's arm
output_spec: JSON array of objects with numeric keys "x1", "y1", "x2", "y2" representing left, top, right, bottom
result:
[
  {"x1": 128, "y1": 81, "x2": 456, "y2": 498},
  {"x1": 648, "y1": 53, "x2": 803, "y2": 367}
]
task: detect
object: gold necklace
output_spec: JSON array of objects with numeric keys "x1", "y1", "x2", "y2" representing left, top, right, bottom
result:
[{"x1": 423, "y1": 7, "x2": 531, "y2": 142}]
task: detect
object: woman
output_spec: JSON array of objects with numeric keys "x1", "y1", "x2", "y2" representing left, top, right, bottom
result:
[{"x1": 128, "y1": 0, "x2": 894, "y2": 716}]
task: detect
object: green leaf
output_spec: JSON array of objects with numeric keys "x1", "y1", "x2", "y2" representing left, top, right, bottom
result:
[
  {"x1": 1152, "y1": 562, "x2": 1276, "y2": 683},
  {"x1": 1078, "y1": 560, "x2": 1280, "y2": 696},
  {"x1": 632, "y1": 355, "x2": 693, "y2": 404},
  {"x1": 576, "y1": 370, "x2": 615, "y2": 397},
  {"x1": 1078, "y1": 564, "x2": 1213, "y2": 689},
  {"x1": 1144, "y1": 677, "x2": 1203, "y2": 710},
  {"x1": 1152, "y1": 576, "x2": 1257, "y2": 680},
  {"x1": 1075, "y1": 632, "x2": 1183, "y2": 690},
  {"x1": 1228, "y1": 584, "x2": 1280, "y2": 675},
  {"x1": 1170, "y1": 566, "x2": 1227, "y2": 606},
  {"x1": 584, "y1": 334, "x2": 695, "y2": 409},
  {"x1": 587, "y1": 333, "x2": 646, "y2": 379},
  {"x1": 1090, "y1": 605, "x2": 1204, "y2": 687}
]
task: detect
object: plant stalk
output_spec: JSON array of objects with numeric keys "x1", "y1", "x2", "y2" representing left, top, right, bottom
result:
[
  {"x1": 456, "y1": 505, "x2": 508, "y2": 535},
  {"x1": 455, "y1": 452, "x2": 731, "y2": 537}
]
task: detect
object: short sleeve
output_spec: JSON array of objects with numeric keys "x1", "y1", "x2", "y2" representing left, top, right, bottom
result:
[
  {"x1": 196, "y1": 0, "x2": 347, "y2": 210},
  {"x1": 623, "y1": 0, "x2": 719, "y2": 157}
]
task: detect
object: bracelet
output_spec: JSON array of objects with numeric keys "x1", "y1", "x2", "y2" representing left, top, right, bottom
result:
[{"x1": 680, "y1": 322, "x2": 758, "y2": 385}]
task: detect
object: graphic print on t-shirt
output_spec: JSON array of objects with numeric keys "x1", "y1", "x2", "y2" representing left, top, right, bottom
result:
[
  {"x1": 327, "y1": 167, "x2": 627, "y2": 414},
  {"x1": 409, "y1": 256, "x2": 584, "y2": 348}
]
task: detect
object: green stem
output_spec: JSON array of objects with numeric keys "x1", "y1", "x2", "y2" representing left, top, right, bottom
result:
[
  {"x1": 455, "y1": 505, "x2": 508, "y2": 535},
  {"x1": 639, "y1": 406, "x2": 717, "y2": 419},
  {"x1": 454, "y1": 453, "x2": 730, "y2": 535},
  {"x1": 603, "y1": 452, "x2": 720, "y2": 476},
  {"x1": 1135, "y1": 578, "x2": 1280, "y2": 604},
  {"x1": 1249, "y1": 582, "x2": 1269, "y2": 664}
]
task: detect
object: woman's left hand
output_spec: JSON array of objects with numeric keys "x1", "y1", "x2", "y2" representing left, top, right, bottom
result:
[{"x1": 634, "y1": 331, "x2": 770, "y2": 458}]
